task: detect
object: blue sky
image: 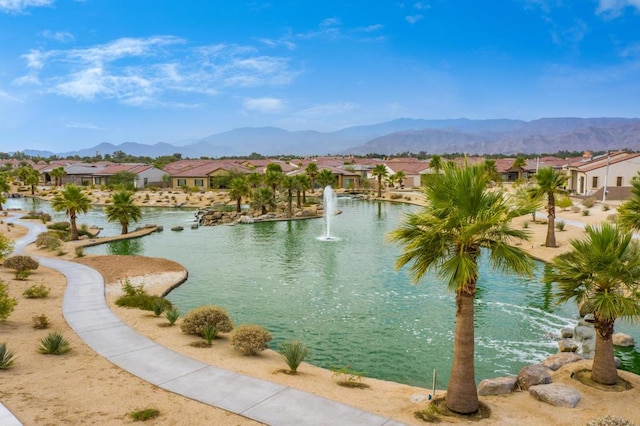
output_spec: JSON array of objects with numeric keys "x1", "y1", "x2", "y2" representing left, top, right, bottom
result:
[{"x1": 1, "y1": 0, "x2": 639, "y2": 152}]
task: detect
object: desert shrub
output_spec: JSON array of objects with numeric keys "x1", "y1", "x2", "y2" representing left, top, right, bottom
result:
[
  {"x1": 331, "y1": 365, "x2": 369, "y2": 388},
  {"x1": 582, "y1": 197, "x2": 596, "y2": 208},
  {"x1": 121, "y1": 278, "x2": 145, "y2": 296},
  {"x1": 0, "y1": 234, "x2": 13, "y2": 262},
  {"x1": 0, "y1": 281, "x2": 18, "y2": 321},
  {"x1": 231, "y1": 324, "x2": 272, "y2": 355},
  {"x1": 555, "y1": 220, "x2": 565, "y2": 231},
  {"x1": 522, "y1": 220, "x2": 529, "y2": 229},
  {"x1": 389, "y1": 193, "x2": 402, "y2": 200},
  {"x1": 586, "y1": 415, "x2": 634, "y2": 426},
  {"x1": 116, "y1": 294, "x2": 172, "y2": 312},
  {"x1": 74, "y1": 246, "x2": 84, "y2": 257},
  {"x1": 180, "y1": 306, "x2": 233, "y2": 335},
  {"x1": 164, "y1": 307, "x2": 180, "y2": 325},
  {"x1": 39, "y1": 213, "x2": 52, "y2": 223},
  {"x1": 582, "y1": 209, "x2": 590, "y2": 216},
  {"x1": 47, "y1": 221, "x2": 70, "y2": 232},
  {"x1": 14, "y1": 270, "x2": 31, "y2": 280},
  {"x1": 35, "y1": 233, "x2": 62, "y2": 250},
  {"x1": 0, "y1": 342, "x2": 16, "y2": 369},
  {"x1": 608, "y1": 213, "x2": 619, "y2": 224},
  {"x1": 38, "y1": 331, "x2": 71, "y2": 355},
  {"x1": 129, "y1": 407, "x2": 160, "y2": 422},
  {"x1": 278, "y1": 340, "x2": 309, "y2": 373},
  {"x1": 3, "y1": 255, "x2": 39, "y2": 272},
  {"x1": 152, "y1": 300, "x2": 168, "y2": 317},
  {"x1": 23, "y1": 284, "x2": 50, "y2": 298},
  {"x1": 557, "y1": 195, "x2": 573, "y2": 210},
  {"x1": 32, "y1": 314, "x2": 50, "y2": 329},
  {"x1": 201, "y1": 323, "x2": 218, "y2": 345},
  {"x1": 602, "y1": 204, "x2": 610, "y2": 212},
  {"x1": 571, "y1": 206, "x2": 581, "y2": 213}
]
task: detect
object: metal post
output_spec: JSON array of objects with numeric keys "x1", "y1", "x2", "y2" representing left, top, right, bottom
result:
[{"x1": 602, "y1": 153, "x2": 610, "y2": 203}]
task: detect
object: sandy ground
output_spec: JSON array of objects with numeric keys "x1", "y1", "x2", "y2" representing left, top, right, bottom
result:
[{"x1": 1, "y1": 190, "x2": 639, "y2": 425}]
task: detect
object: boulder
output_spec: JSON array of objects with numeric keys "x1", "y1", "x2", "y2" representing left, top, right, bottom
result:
[
  {"x1": 574, "y1": 324, "x2": 595, "y2": 341},
  {"x1": 528, "y1": 383, "x2": 581, "y2": 408},
  {"x1": 612, "y1": 333, "x2": 635, "y2": 347},
  {"x1": 542, "y1": 353, "x2": 583, "y2": 371},
  {"x1": 239, "y1": 216, "x2": 255, "y2": 224},
  {"x1": 558, "y1": 339, "x2": 578, "y2": 353},
  {"x1": 560, "y1": 327, "x2": 574, "y2": 339},
  {"x1": 171, "y1": 226, "x2": 184, "y2": 232},
  {"x1": 478, "y1": 376, "x2": 518, "y2": 396},
  {"x1": 581, "y1": 339, "x2": 595, "y2": 358},
  {"x1": 518, "y1": 364, "x2": 552, "y2": 390}
]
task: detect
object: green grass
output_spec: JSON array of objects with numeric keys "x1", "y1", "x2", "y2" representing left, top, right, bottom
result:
[{"x1": 129, "y1": 407, "x2": 160, "y2": 422}]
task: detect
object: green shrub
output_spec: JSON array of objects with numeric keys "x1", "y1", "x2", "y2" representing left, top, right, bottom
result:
[
  {"x1": 14, "y1": 270, "x2": 31, "y2": 280},
  {"x1": 331, "y1": 365, "x2": 369, "y2": 388},
  {"x1": 389, "y1": 193, "x2": 402, "y2": 200},
  {"x1": 35, "y1": 233, "x2": 62, "y2": 250},
  {"x1": 23, "y1": 284, "x2": 50, "y2": 298},
  {"x1": 3, "y1": 255, "x2": 39, "y2": 272},
  {"x1": 582, "y1": 209, "x2": 590, "y2": 216},
  {"x1": 32, "y1": 314, "x2": 50, "y2": 329},
  {"x1": 555, "y1": 220, "x2": 565, "y2": 231},
  {"x1": 38, "y1": 331, "x2": 71, "y2": 355},
  {"x1": 121, "y1": 278, "x2": 145, "y2": 296},
  {"x1": 231, "y1": 324, "x2": 272, "y2": 355},
  {"x1": 129, "y1": 407, "x2": 160, "y2": 422},
  {"x1": 180, "y1": 306, "x2": 233, "y2": 335},
  {"x1": 201, "y1": 323, "x2": 218, "y2": 345},
  {"x1": 0, "y1": 234, "x2": 13, "y2": 263},
  {"x1": 152, "y1": 300, "x2": 168, "y2": 317},
  {"x1": 0, "y1": 281, "x2": 17, "y2": 321},
  {"x1": 47, "y1": 221, "x2": 70, "y2": 231},
  {"x1": 522, "y1": 220, "x2": 529, "y2": 229},
  {"x1": 116, "y1": 294, "x2": 172, "y2": 312},
  {"x1": 278, "y1": 340, "x2": 309, "y2": 373},
  {"x1": 75, "y1": 247, "x2": 84, "y2": 257},
  {"x1": 0, "y1": 342, "x2": 15, "y2": 369},
  {"x1": 582, "y1": 197, "x2": 596, "y2": 208},
  {"x1": 164, "y1": 307, "x2": 180, "y2": 325},
  {"x1": 557, "y1": 195, "x2": 573, "y2": 210},
  {"x1": 602, "y1": 204, "x2": 610, "y2": 212}
]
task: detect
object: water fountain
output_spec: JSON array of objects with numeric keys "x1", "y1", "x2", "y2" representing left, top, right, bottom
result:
[{"x1": 318, "y1": 185, "x2": 339, "y2": 241}]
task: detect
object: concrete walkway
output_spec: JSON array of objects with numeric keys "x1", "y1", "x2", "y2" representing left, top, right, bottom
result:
[{"x1": 3, "y1": 214, "x2": 404, "y2": 426}]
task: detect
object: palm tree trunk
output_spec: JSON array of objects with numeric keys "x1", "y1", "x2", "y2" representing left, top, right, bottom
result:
[
  {"x1": 446, "y1": 291, "x2": 479, "y2": 414},
  {"x1": 236, "y1": 197, "x2": 242, "y2": 213},
  {"x1": 70, "y1": 212, "x2": 79, "y2": 241},
  {"x1": 545, "y1": 192, "x2": 557, "y2": 247},
  {"x1": 121, "y1": 223, "x2": 128, "y2": 235},
  {"x1": 592, "y1": 320, "x2": 618, "y2": 385},
  {"x1": 287, "y1": 190, "x2": 293, "y2": 218},
  {"x1": 377, "y1": 177, "x2": 382, "y2": 198}
]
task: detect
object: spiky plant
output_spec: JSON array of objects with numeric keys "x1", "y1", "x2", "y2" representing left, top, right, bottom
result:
[
  {"x1": 38, "y1": 331, "x2": 71, "y2": 355},
  {"x1": 278, "y1": 340, "x2": 309, "y2": 373}
]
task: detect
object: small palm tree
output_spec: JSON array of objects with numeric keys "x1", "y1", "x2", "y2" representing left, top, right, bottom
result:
[
  {"x1": 246, "y1": 172, "x2": 263, "y2": 190},
  {"x1": 50, "y1": 166, "x2": 66, "y2": 186},
  {"x1": 296, "y1": 174, "x2": 311, "y2": 206},
  {"x1": 394, "y1": 171, "x2": 406, "y2": 188},
  {"x1": 228, "y1": 177, "x2": 250, "y2": 213},
  {"x1": 51, "y1": 184, "x2": 91, "y2": 240},
  {"x1": 316, "y1": 169, "x2": 335, "y2": 189},
  {"x1": 528, "y1": 167, "x2": 568, "y2": 247},
  {"x1": 617, "y1": 172, "x2": 640, "y2": 231},
  {"x1": 389, "y1": 162, "x2": 533, "y2": 414},
  {"x1": 105, "y1": 190, "x2": 142, "y2": 235},
  {"x1": 544, "y1": 222, "x2": 640, "y2": 385},
  {"x1": 251, "y1": 187, "x2": 275, "y2": 215},
  {"x1": 305, "y1": 163, "x2": 319, "y2": 193},
  {"x1": 371, "y1": 164, "x2": 387, "y2": 198},
  {"x1": 264, "y1": 170, "x2": 282, "y2": 203},
  {"x1": 429, "y1": 155, "x2": 443, "y2": 173}
]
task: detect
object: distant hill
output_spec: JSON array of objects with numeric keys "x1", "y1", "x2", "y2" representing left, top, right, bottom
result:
[{"x1": 25, "y1": 117, "x2": 640, "y2": 159}]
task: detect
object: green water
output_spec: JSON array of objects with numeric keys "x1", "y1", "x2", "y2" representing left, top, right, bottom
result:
[{"x1": 8, "y1": 197, "x2": 640, "y2": 387}]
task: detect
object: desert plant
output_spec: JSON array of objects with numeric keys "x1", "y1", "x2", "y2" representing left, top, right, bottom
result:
[
  {"x1": 201, "y1": 322, "x2": 218, "y2": 345},
  {"x1": 331, "y1": 365, "x2": 369, "y2": 388},
  {"x1": 116, "y1": 294, "x2": 172, "y2": 312},
  {"x1": 0, "y1": 342, "x2": 16, "y2": 369},
  {"x1": 231, "y1": 324, "x2": 272, "y2": 355},
  {"x1": 121, "y1": 278, "x2": 145, "y2": 296},
  {"x1": 0, "y1": 281, "x2": 17, "y2": 321},
  {"x1": 586, "y1": 415, "x2": 634, "y2": 426},
  {"x1": 582, "y1": 197, "x2": 596, "y2": 208},
  {"x1": 129, "y1": 407, "x2": 160, "y2": 422},
  {"x1": 3, "y1": 255, "x2": 39, "y2": 273},
  {"x1": 14, "y1": 270, "x2": 31, "y2": 280},
  {"x1": 582, "y1": 209, "x2": 590, "y2": 216},
  {"x1": 602, "y1": 204, "x2": 610, "y2": 212},
  {"x1": 571, "y1": 206, "x2": 581, "y2": 213},
  {"x1": 180, "y1": 305, "x2": 233, "y2": 335},
  {"x1": 75, "y1": 246, "x2": 84, "y2": 257},
  {"x1": 522, "y1": 220, "x2": 529, "y2": 229},
  {"x1": 164, "y1": 307, "x2": 180, "y2": 325},
  {"x1": 278, "y1": 340, "x2": 309, "y2": 373},
  {"x1": 32, "y1": 314, "x2": 50, "y2": 329},
  {"x1": 35, "y1": 233, "x2": 61, "y2": 250},
  {"x1": 38, "y1": 331, "x2": 71, "y2": 355},
  {"x1": 556, "y1": 195, "x2": 573, "y2": 210},
  {"x1": 0, "y1": 234, "x2": 14, "y2": 262},
  {"x1": 23, "y1": 284, "x2": 50, "y2": 298},
  {"x1": 152, "y1": 300, "x2": 167, "y2": 317},
  {"x1": 555, "y1": 220, "x2": 566, "y2": 231}
]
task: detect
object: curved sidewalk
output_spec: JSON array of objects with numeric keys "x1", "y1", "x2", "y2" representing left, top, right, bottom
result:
[{"x1": 4, "y1": 215, "x2": 404, "y2": 426}]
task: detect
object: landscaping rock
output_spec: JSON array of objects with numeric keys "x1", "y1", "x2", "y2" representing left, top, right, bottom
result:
[
  {"x1": 528, "y1": 383, "x2": 581, "y2": 408},
  {"x1": 612, "y1": 333, "x2": 635, "y2": 347},
  {"x1": 171, "y1": 226, "x2": 184, "y2": 231},
  {"x1": 558, "y1": 339, "x2": 579, "y2": 353},
  {"x1": 542, "y1": 353, "x2": 583, "y2": 371},
  {"x1": 574, "y1": 325, "x2": 595, "y2": 341},
  {"x1": 478, "y1": 376, "x2": 518, "y2": 396},
  {"x1": 518, "y1": 364, "x2": 552, "y2": 390},
  {"x1": 239, "y1": 215, "x2": 255, "y2": 224},
  {"x1": 581, "y1": 339, "x2": 595, "y2": 358},
  {"x1": 560, "y1": 327, "x2": 574, "y2": 339}
]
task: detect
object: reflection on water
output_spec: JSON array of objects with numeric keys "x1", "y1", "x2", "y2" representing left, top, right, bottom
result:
[{"x1": 107, "y1": 239, "x2": 144, "y2": 256}]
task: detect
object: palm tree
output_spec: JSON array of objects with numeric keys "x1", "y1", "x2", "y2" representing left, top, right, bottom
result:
[
  {"x1": 316, "y1": 169, "x2": 335, "y2": 189},
  {"x1": 264, "y1": 170, "x2": 282, "y2": 203},
  {"x1": 296, "y1": 174, "x2": 311, "y2": 206},
  {"x1": 0, "y1": 173, "x2": 9, "y2": 211},
  {"x1": 371, "y1": 164, "x2": 388, "y2": 198},
  {"x1": 228, "y1": 177, "x2": 250, "y2": 213},
  {"x1": 305, "y1": 163, "x2": 319, "y2": 193},
  {"x1": 51, "y1": 184, "x2": 91, "y2": 240},
  {"x1": 105, "y1": 190, "x2": 142, "y2": 235},
  {"x1": 25, "y1": 168, "x2": 40, "y2": 195},
  {"x1": 50, "y1": 166, "x2": 66, "y2": 186},
  {"x1": 528, "y1": 167, "x2": 568, "y2": 247},
  {"x1": 246, "y1": 172, "x2": 263, "y2": 190},
  {"x1": 251, "y1": 187, "x2": 275, "y2": 215},
  {"x1": 617, "y1": 172, "x2": 640, "y2": 231},
  {"x1": 511, "y1": 157, "x2": 527, "y2": 180},
  {"x1": 389, "y1": 162, "x2": 533, "y2": 414},
  {"x1": 394, "y1": 171, "x2": 406, "y2": 188},
  {"x1": 429, "y1": 155, "x2": 443, "y2": 173},
  {"x1": 483, "y1": 159, "x2": 500, "y2": 183},
  {"x1": 280, "y1": 175, "x2": 298, "y2": 218},
  {"x1": 544, "y1": 222, "x2": 640, "y2": 385}
]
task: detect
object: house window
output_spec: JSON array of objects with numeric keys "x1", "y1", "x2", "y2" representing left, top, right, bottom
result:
[
  {"x1": 592, "y1": 176, "x2": 598, "y2": 188},
  {"x1": 177, "y1": 178, "x2": 186, "y2": 187},
  {"x1": 143, "y1": 177, "x2": 148, "y2": 186},
  {"x1": 194, "y1": 179, "x2": 204, "y2": 187},
  {"x1": 616, "y1": 177, "x2": 623, "y2": 187}
]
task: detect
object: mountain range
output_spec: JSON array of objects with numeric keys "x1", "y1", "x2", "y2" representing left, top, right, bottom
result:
[{"x1": 22, "y1": 117, "x2": 640, "y2": 159}]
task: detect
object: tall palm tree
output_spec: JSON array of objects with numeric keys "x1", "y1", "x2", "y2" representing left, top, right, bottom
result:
[
  {"x1": 511, "y1": 157, "x2": 527, "y2": 180},
  {"x1": 50, "y1": 166, "x2": 66, "y2": 186},
  {"x1": 246, "y1": 172, "x2": 263, "y2": 190},
  {"x1": 305, "y1": 163, "x2": 319, "y2": 193},
  {"x1": 228, "y1": 177, "x2": 250, "y2": 213},
  {"x1": 389, "y1": 162, "x2": 533, "y2": 414},
  {"x1": 25, "y1": 168, "x2": 40, "y2": 195},
  {"x1": 264, "y1": 170, "x2": 282, "y2": 203},
  {"x1": 316, "y1": 169, "x2": 335, "y2": 189},
  {"x1": 483, "y1": 159, "x2": 500, "y2": 183},
  {"x1": 251, "y1": 187, "x2": 275, "y2": 215},
  {"x1": 528, "y1": 167, "x2": 568, "y2": 247},
  {"x1": 280, "y1": 175, "x2": 298, "y2": 218},
  {"x1": 371, "y1": 164, "x2": 388, "y2": 198},
  {"x1": 105, "y1": 190, "x2": 142, "y2": 235},
  {"x1": 617, "y1": 172, "x2": 640, "y2": 231},
  {"x1": 429, "y1": 155, "x2": 443, "y2": 173},
  {"x1": 394, "y1": 171, "x2": 406, "y2": 188},
  {"x1": 51, "y1": 184, "x2": 91, "y2": 240},
  {"x1": 544, "y1": 222, "x2": 640, "y2": 385},
  {"x1": 296, "y1": 174, "x2": 311, "y2": 206}
]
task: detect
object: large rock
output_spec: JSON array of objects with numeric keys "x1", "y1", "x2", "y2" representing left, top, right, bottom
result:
[
  {"x1": 478, "y1": 376, "x2": 518, "y2": 396},
  {"x1": 560, "y1": 327, "x2": 574, "y2": 339},
  {"x1": 581, "y1": 339, "x2": 596, "y2": 358},
  {"x1": 574, "y1": 325, "x2": 595, "y2": 341},
  {"x1": 612, "y1": 333, "x2": 635, "y2": 347},
  {"x1": 528, "y1": 383, "x2": 581, "y2": 408},
  {"x1": 558, "y1": 339, "x2": 578, "y2": 353},
  {"x1": 542, "y1": 353, "x2": 583, "y2": 371},
  {"x1": 518, "y1": 364, "x2": 552, "y2": 390}
]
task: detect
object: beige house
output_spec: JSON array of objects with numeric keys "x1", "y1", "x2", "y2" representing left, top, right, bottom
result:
[
  {"x1": 165, "y1": 160, "x2": 252, "y2": 190},
  {"x1": 566, "y1": 152, "x2": 640, "y2": 199}
]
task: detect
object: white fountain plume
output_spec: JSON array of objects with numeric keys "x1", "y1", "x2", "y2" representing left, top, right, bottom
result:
[{"x1": 318, "y1": 185, "x2": 339, "y2": 241}]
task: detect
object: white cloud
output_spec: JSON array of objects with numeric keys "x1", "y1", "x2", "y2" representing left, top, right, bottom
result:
[
  {"x1": 357, "y1": 24, "x2": 384, "y2": 33},
  {"x1": 0, "y1": 88, "x2": 23, "y2": 102},
  {"x1": 41, "y1": 30, "x2": 75, "y2": 43},
  {"x1": 297, "y1": 102, "x2": 358, "y2": 117},
  {"x1": 65, "y1": 121, "x2": 101, "y2": 130},
  {"x1": 596, "y1": 0, "x2": 640, "y2": 17},
  {"x1": 405, "y1": 14, "x2": 424, "y2": 24},
  {"x1": 413, "y1": 2, "x2": 431, "y2": 10},
  {"x1": 0, "y1": 0, "x2": 53, "y2": 13},
  {"x1": 243, "y1": 97, "x2": 284, "y2": 113}
]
